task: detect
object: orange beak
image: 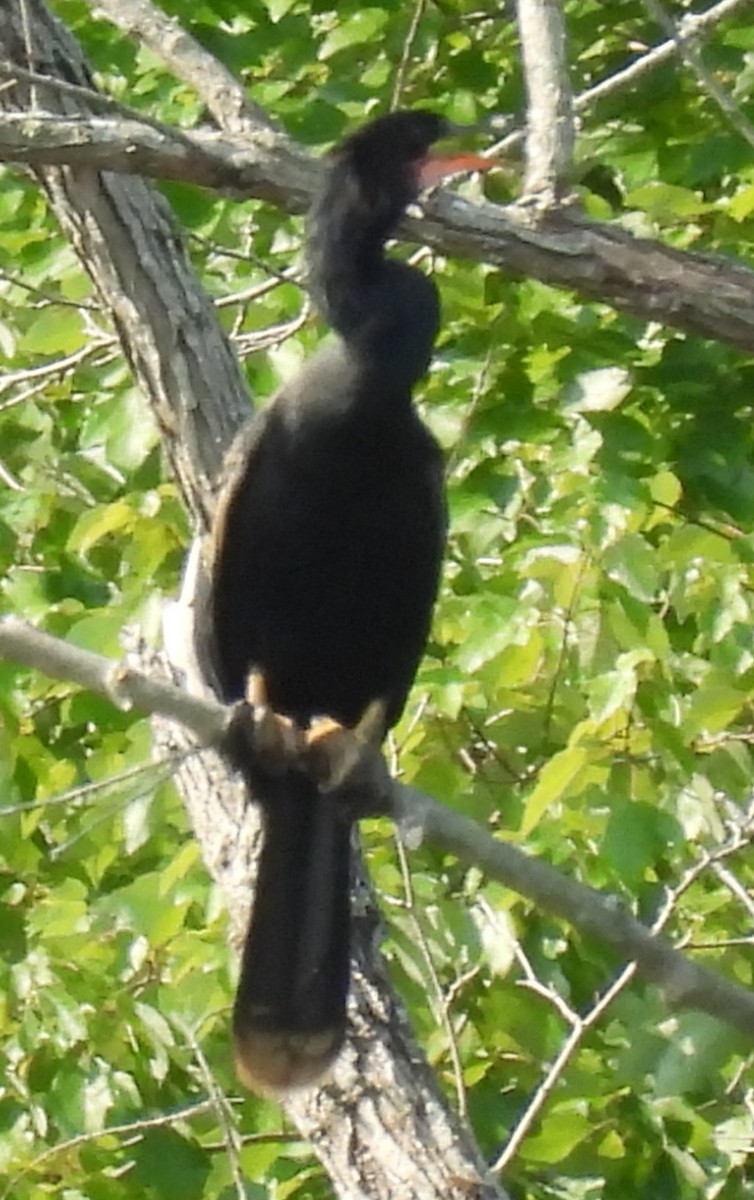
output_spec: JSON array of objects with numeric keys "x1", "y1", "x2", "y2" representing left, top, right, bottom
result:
[{"x1": 418, "y1": 152, "x2": 497, "y2": 187}]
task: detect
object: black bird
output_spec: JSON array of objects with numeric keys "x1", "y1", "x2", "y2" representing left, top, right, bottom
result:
[{"x1": 199, "y1": 110, "x2": 490, "y2": 1093}]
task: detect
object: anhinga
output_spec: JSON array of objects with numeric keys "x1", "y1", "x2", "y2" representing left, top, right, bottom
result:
[{"x1": 199, "y1": 110, "x2": 490, "y2": 1094}]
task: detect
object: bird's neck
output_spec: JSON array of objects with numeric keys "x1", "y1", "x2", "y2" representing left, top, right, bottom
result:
[
  {"x1": 344, "y1": 261, "x2": 440, "y2": 394},
  {"x1": 307, "y1": 161, "x2": 419, "y2": 334},
  {"x1": 307, "y1": 166, "x2": 441, "y2": 401},
  {"x1": 308, "y1": 196, "x2": 392, "y2": 334},
  {"x1": 309, "y1": 232, "x2": 440, "y2": 399}
]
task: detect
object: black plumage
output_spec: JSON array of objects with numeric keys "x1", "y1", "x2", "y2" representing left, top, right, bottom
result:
[{"x1": 199, "y1": 110, "x2": 486, "y2": 1093}]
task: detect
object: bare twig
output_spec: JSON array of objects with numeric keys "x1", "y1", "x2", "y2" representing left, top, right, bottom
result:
[
  {"x1": 577, "y1": 0, "x2": 754, "y2": 114},
  {"x1": 642, "y1": 0, "x2": 754, "y2": 153},
  {"x1": 178, "y1": 1019, "x2": 247, "y2": 1200},
  {"x1": 0, "y1": 1099, "x2": 216, "y2": 1200},
  {"x1": 391, "y1": 0, "x2": 428, "y2": 111},
  {"x1": 0, "y1": 264, "x2": 97, "y2": 308},
  {"x1": 232, "y1": 309, "x2": 309, "y2": 358},
  {"x1": 0, "y1": 755, "x2": 180, "y2": 816},
  {"x1": 0, "y1": 336, "x2": 114, "y2": 394},
  {"x1": 0, "y1": 59, "x2": 202, "y2": 147},
  {"x1": 495, "y1": 960, "x2": 637, "y2": 1172},
  {"x1": 493, "y1": 810, "x2": 754, "y2": 1171},
  {"x1": 712, "y1": 860, "x2": 754, "y2": 922},
  {"x1": 394, "y1": 834, "x2": 470, "y2": 1120},
  {"x1": 491, "y1": 0, "x2": 754, "y2": 160}
]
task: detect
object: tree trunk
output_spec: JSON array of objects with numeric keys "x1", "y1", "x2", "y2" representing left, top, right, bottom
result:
[{"x1": 0, "y1": 2, "x2": 507, "y2": 1196}]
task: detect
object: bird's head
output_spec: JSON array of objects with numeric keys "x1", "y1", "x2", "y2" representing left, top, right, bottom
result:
[
  {"x1": 308, "y1": 109, "x2": 492, "y2": 335},
  {"x1": 321, "y1": 109, "x2": 491, "y2": 245}
]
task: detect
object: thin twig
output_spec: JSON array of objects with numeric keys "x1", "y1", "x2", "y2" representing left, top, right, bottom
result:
[
  {"x1": 0, "y1": 754, "x2": 182, "y2": 816},
  {"x1": 178, "y1": 1019, "x2": 247, "y2": 1200},
  {"x1": 493, "y1": 808, "x2": 754, "y2": 1171},
  {"x1": 391, "y1": 0, "x2": 428, "y2": 111},
  {"x1": 0, "y1": 60, "x2": 202, "y2": 149},
  {"x1": 0, "y1": 338, "x2": 114, "y2": 395},
  {"x1": 490, "y1": 0, "x2": 754, "y2": 158},
  {"x1": 0, "y1": 1099, "x2": 216, "y2": 1200},
  {"x1": 394, "y1": 833, "x2": 470, "y2": 1120},
  {"x1": 0, "y1": 265, "x2": 97, "y2": 308},
  {"x1": 494, "y1": 961, "x2": 637, "y2": 1171}
]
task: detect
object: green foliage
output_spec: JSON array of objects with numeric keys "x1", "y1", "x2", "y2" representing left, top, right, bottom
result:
[{"x1": 2, "y1": 1, "x2": 754, "y2": 1197}]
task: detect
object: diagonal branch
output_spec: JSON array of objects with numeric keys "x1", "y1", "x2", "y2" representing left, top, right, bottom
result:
[
  {"x1": 642, "y1": 0, "x2": 754, "y2": 153},
  {"x1": 79, "y1": 0, "x2": 276, "y2": 137},
  {"x1": 2, "y1": 614, "x2": 754, "y2": 1044},
  {"x1": 577, "y1": 0, "x2": 754, "y2": 114}
]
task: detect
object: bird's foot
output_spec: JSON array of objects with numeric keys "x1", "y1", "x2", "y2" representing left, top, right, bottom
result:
[
  {"x1": 305, "y1": 699, "x2": 391, "y2": 817},
  {"x1": 243, "y1": 671, "x2": 300, "y2": 776}
]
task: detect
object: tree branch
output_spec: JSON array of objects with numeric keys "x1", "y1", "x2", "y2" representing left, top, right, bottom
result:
[
  {"x1": 0, "y1": 615, "x2": 228, "y2": 745},
  {"x1": 2, "y1": 614, "x2": 753, "y2": 1044},
  {"x1": 0, "y1": 108, "x2": 314, "y2": 206},
  {"x1": 576, "y1": 0, "x2": 754, "y2": 114},
  {"x1": 79, "y1": 0, "x2": 277, "y2": 137},
  {"x1": 4, "y1": 107, "x2": 754, "y2": 355},
  {"x1": 642, "y1": 0, "x2": 754, "y2": 153},
  {"x1": 516, "y1": 0, "x2": 575, "y2": 205},
  {"x1": 490, "y1": 0, "x2": 754, "y2": 160}
]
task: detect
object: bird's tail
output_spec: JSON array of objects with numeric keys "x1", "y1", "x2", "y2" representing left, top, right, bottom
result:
[{"x1": 232, "y1": 769, "x2": 352, "y2": 1095}]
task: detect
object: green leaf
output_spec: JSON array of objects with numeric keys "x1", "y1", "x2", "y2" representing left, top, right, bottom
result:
[
  {"x1": 523, "y1": 1106, "x2": 592, "y2": 1163},
  {"x1": 522, "y1": 746, "x2": 589, "y2": 835},
  {"x1": 603, "y1": 801, "x2": 680, "y2": 884},
  {"x1": 19, "y1": 307, "x2": 85, "y2": 355},
  {"x1": 683, "y1": 684, "x2": 747, "y2": 737},
  {"x1": 625, "y1": 182, "x2": 715, "y2": 222},
  {"x1": 319, "y1": 9, "x2": 388, "y2": 58},
  {"x1": 585, "y1": 649, "x2": 653, "y2": 723},
  {"x1": 603, "y1": 534, "x2": 659, "y2": 601},
  {"x1": 68, "y1": 500, "x2": 136, "y2": 554}
]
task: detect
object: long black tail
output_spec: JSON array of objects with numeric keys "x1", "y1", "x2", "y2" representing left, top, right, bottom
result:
[{"x1": 232, "y1": 770, "x2": 352, "y2": 1094}]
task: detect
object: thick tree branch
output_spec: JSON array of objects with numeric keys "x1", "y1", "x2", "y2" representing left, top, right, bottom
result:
[
  {"x1": 0, "y1": 108, "x2": 314, "y2": 207},
  {"x1": 429, "y1": 187, "x2": 754, "y2": 354},
  {"x1": 3, "y1": 106, "x2": 754, "y2": 354},
  {"x1": 2, "y1": 614, "x2": 753, "y2": 1044}
]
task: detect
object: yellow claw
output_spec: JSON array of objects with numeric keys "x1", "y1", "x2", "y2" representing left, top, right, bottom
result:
[
  {"x1": 244, "y1": 670, "x2": 300, "y2": 774},
  {"x1": 306, "y1": 698, "x2": 387, "y2": 793}
]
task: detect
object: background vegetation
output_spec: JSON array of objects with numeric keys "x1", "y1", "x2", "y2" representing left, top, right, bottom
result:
[{"x1": 1, "y1": 0, "x2": 754, "y2": 1196}]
